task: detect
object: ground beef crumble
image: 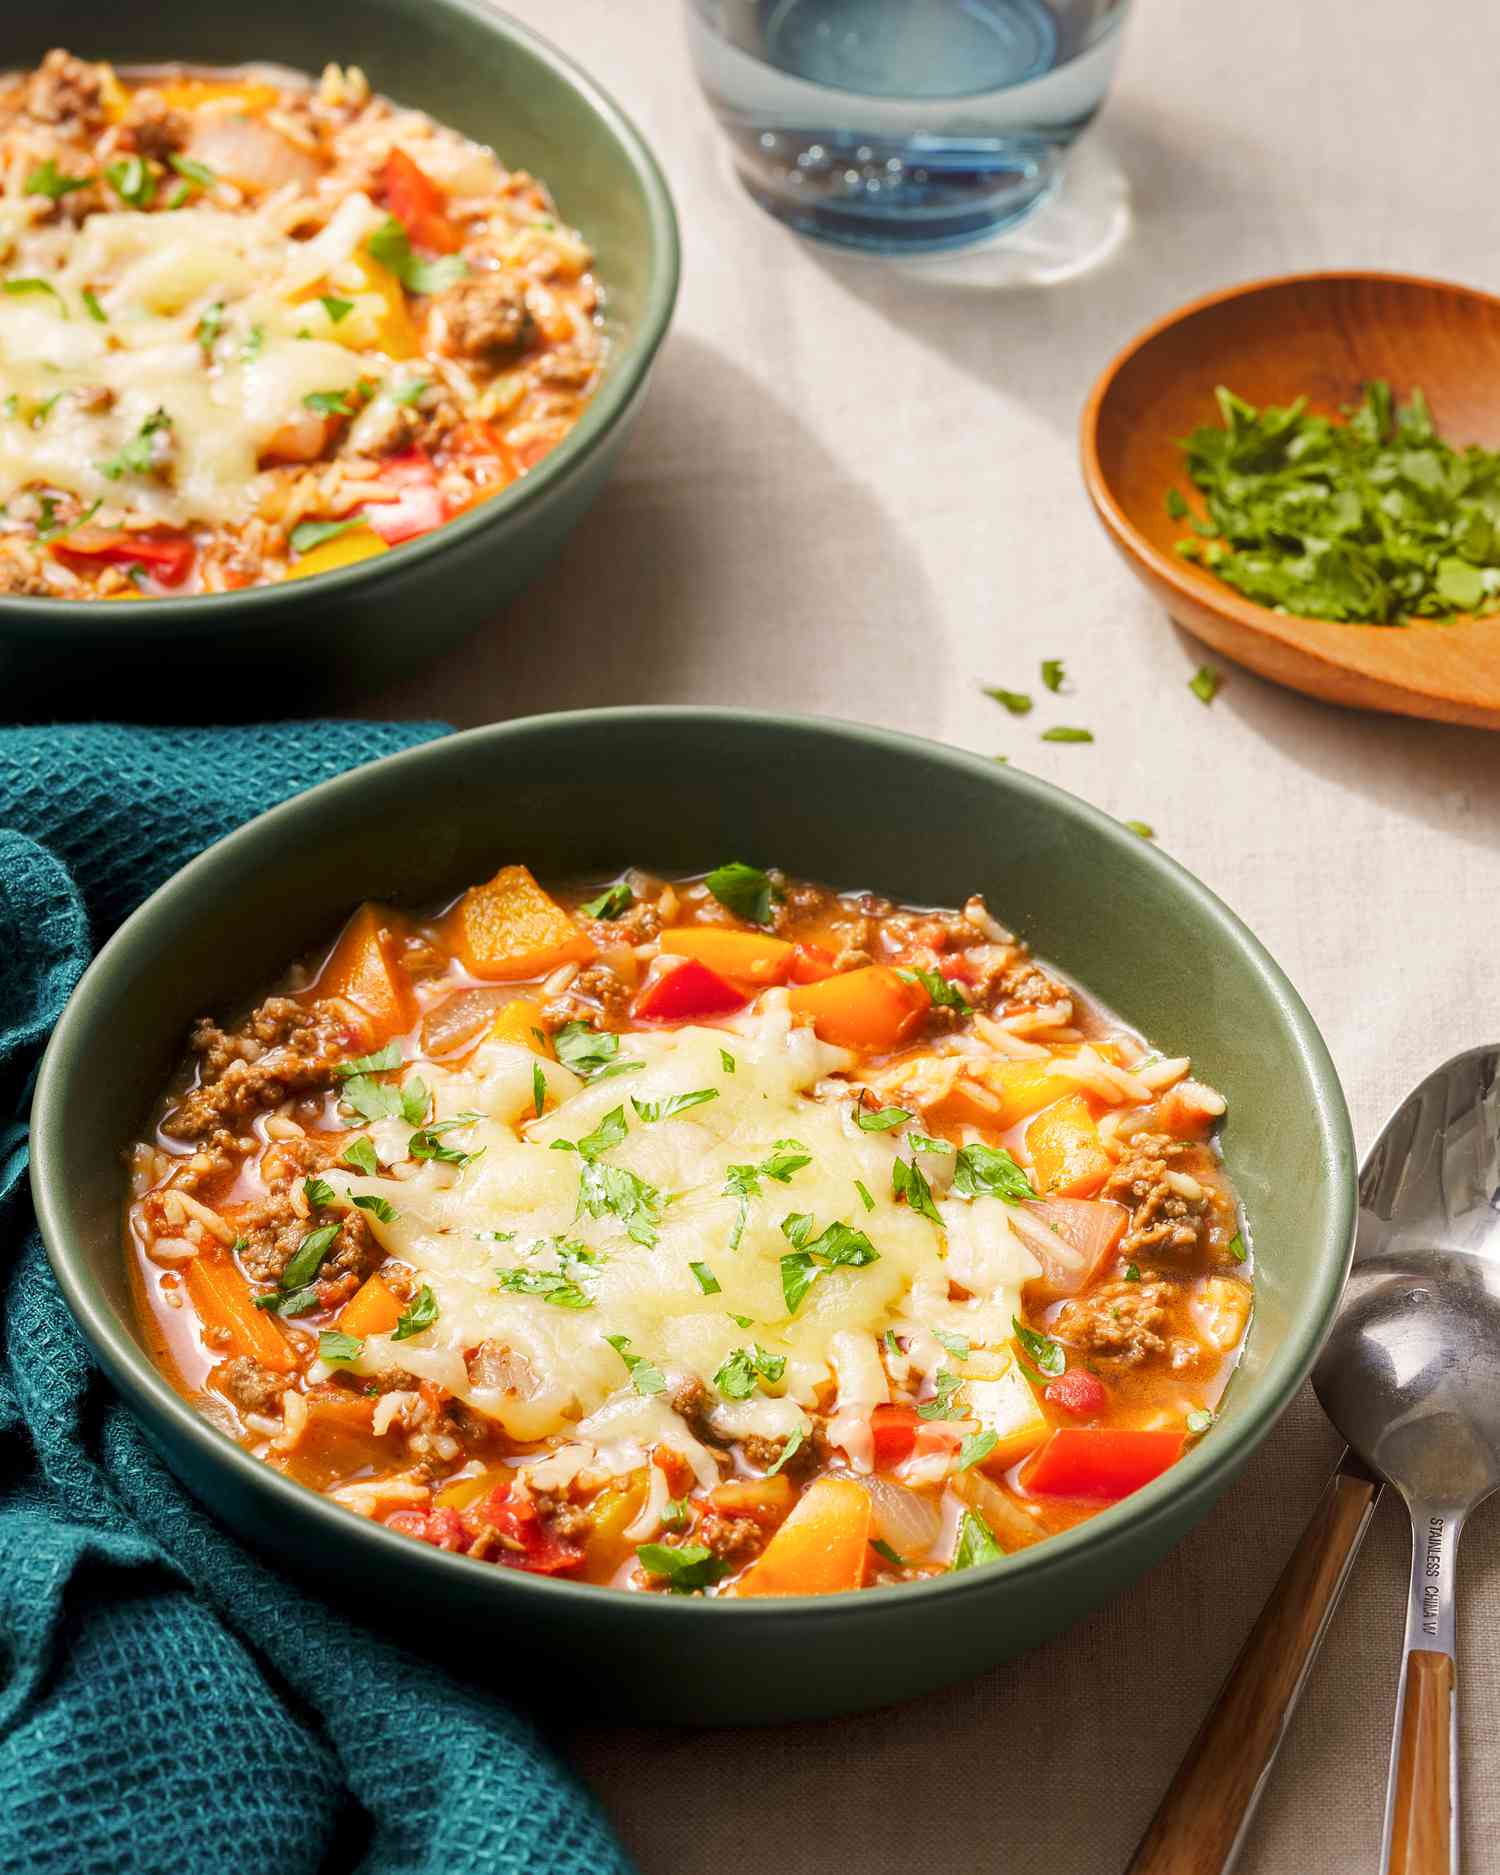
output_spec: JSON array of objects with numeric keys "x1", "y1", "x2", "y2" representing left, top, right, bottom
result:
[
  {"x1": 218, "y1": 1356, "x2": 287, "y2": 1415},
  {"x1": 696, "y1": 1512, "x2": 769, "y2": 1564},
  {"x1": 528, "y1": 1488, "x2": 593, "y2": 1543},
  {"x1": 161, "y1": 997, "x2": 348, "y2": 1143},
  {"x1": 433, "y1": 273, "x2": 534, "y2": 366},
  {"x1": 1104, "y1": 1133, "x2": 1210, "y2": 1260},
  {"x1": 1054, "y1": 1280, "x2": 1176, "y2": 1366},
  {"x1": 23, "y1": 48, "x2": 107, "y2": 135}
]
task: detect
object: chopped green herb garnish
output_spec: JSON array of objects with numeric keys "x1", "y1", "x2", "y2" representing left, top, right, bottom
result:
[
  {"x1": 341, "y1": 1136, "x2": 380, "y2": 1177},
  {"x1": 1041, "y1": 658, "x2": 1065, "y2": 693},
  {"x1": 720, "y1": 1048, "x2": 736, "y2": 1074},
  {"x1": 605, "y1": 1333, "x2": 667, "y2": 1397},
  {"x1": 1174, "y1": 382, "x2": 1500, "y2": 623},
  {"x1": 366, "y1": 216, "x2": 468, "y2": 295},
  {"x1": 495, "y1": 1265, "x2": 593, "y2": 1309},
  {"x1": 1122, "y1": 1261, "x2": 1142, "y2": 1282},
  {"x1": 105, "y1": 156, "x2": 155, "y2": 209},
  {"x1": 399, "y1": 1078, "x2": 430, "y2": 1126},
  {"x1": 164, "y1": 180, "x2": 191, "y2": 210},
  {"x1": 533, "y1": 1061, "x2": 546, "y2": 1120},
  {"x1": 282, "y1": 1223, "x2": 339, "y2": 1291},
  {"x1": 391, "y1": 378, "x2": 429, "y2": 406},
  {"x1": 4, "y1": 279, "x2": 67, "y2": 315},
  {"x1": 952, "y1": 1142, "x2": 1036, "y2": 1204},
  {"x1": 906, "y1": 1131, "x2": 954, "y2": 1156},
  {"x1": 764, "y1": 1427, "x2": 806, "y2": 1476},
  {"x1": 552, "y1": 1021, "x2": 643, "y2": 1083},
  {"x1": 1165, "y1": 487, "x2": 1189, "y2": 519},
  {"x1": 338, "y1": 1049, "x2": 406, "y2": 1094},
  {"x1": 81, "y1": 286, "x2": 107, "y2": 323},
  {"x1": 1124, "y1": 820, "x2": 1156, "y2": 840},
  {"x1": 713, "y1": 1343, "x2": 785, "y2": 1401},
  {"x1": 1189, "y1": 666, "x2": 1222, "y2": 705},
  {"x1": 169, "y1": 153, "x2": 216, "y2": 188},
  {"x1": 983, "y1": 686, "x2": 1032, "y2": 715},
  {"x1": 1186, "y1": 1408, "x2": 1215, "y2": 1436},
  {"x1": 952, "y1": 1508, "x2": 1004, "y2": 1571},
  {"x1": 854, "y1": 1178, "x2": 874, "y2": 1213},
  {"x1": 704, "y1": 860, "x2": 779, "y2": 926},
  {"x1": 957, "y1": 1428, "x2": 998, "y2": 1471},
  {"x1": 891, "y1": 1156, "x2": 943, "y2": 1227},
  {"x1": 1228, "y1": 1231, "x2": 1246, "y2": 1263},
  {"x1": 778, "y1": 1214, "x2": 880, "y2": 1314},
  {"x1": 303, "y1": 388, "x2": 355, "y2": 417},
  {"x1": 934, "y1": 1330, "x2": 970, "y2": 1361},
  {"x1": 1041, "y1": 726, "x2": 1093, "y2": 744},
  {"x1": 660, "y1": 1497, "x2": 689, "y2": 1530},
  {"x1": 195, "y1": 301, "x2": 224, "y2": 350},
  {"x1": 392, "y1": 1284, "x2": 439, "y2": 1340},
  {"x1": 689, "y1": 1260, "x2": 721, "y2": 1295},
  {"x1": 290, "y1": 517, "x2": 359, "y2": 555},
  {"x1": 319, "y1": 1329, "x2": 363, "y2": 1363},
  {"x1": 242, "y1": 324, "x2": 265, "y2": 361},
  {"x1": 352, "y1": 1193, "x2": 397, "y2": 1223},
  {"x1": 916, "y1": 1368, "x2": 964, "y2": 1421},
  {"x1": 724, "y1": 1140, "x2": 812, "y2": 1249},
  {"x1": 855, "y1": 1105, "x2": 911, "y2": 1132},
  {"x1": 319, "y1": 295, "x2": 354, "y2": 324},
  {"x1": 870, "y1": 1537, "x2": 908, "y2": 1568},
  {"x1": 631, "y1": 1089, "x2": 719, "y2": 1123},
  {"x1": 409, "y1": 1126, "x2": 482, "y2": 1168},
  {"x1": 100, "y1": 408, "x2": 173, "y2": 480},
  {"x1": 579, "y1": 881, "x2": 634, "y2": 919},
  {"x1": 1012, "y1": 1316, "x2": 1065, "y2": 1379},
  {"x1": 303, "y1": 1175, "x2": 335, "y2": 1209},
  {"x1": 25, "y1": 159, "x2": 92, "y2": 200},
  {"x1": 896, "y1": 964, "x2": 971, "y2": 1013},
  {"x1": 636, "y1": 1542, "x2": 729, "y2": 1594}
]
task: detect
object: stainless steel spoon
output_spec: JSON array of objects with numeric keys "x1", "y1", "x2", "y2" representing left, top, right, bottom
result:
[{"x1": 1127, "y1": 1045, "x2": 1500, "y2": 1875}]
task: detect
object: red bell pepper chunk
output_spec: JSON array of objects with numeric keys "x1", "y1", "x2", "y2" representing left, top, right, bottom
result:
[
  {"x1": 633, "y1": 957, "x2": 748, "y2": 1023},
  {"x1": 383, "y1": 147, "x2": 462, "y2": 253},
  {"x1": 470, "y1": 1487, "x2": 583, "y2": 1575},
  {"x1": 52, "y1": 527, "x2": 195, "y2": 586},
  {"x1": 1043, "y1": 1368, "x2": 1108, "y2": 1418},
  {"x1": 1025, "y1": 1427, "x2": 1186, "y2": 1500},
  {"x1": 789, "y1": 942, "x2": 837, "y2": 985},
  {"x1": 363, "y1": 448, "x2": 450, "y2": 546},
  {"x1": 871, "y1": 1403, "x2": 922, "y2": 1467}
]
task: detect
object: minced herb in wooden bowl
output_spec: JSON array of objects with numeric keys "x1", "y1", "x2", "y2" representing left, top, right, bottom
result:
[{"x1": 1168, "y1": 382, "x2": 1500, "y2": 624}]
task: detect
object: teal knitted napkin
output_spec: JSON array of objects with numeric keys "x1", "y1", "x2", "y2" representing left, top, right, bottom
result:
[{"x1": 0, "y1": 725, "x2": 636, "y2": 1875}]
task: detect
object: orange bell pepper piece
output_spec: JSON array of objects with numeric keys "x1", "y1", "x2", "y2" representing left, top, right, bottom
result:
[
  {"x1": 1025, "y1": 1093, "x2": 1112, "y2": 1198},
  {"x1": 188, "y1": 1255, "x2": 295, "y2": 1371},
  {"x1": 732, "y1": 1477, "x2": 872, "y2": 1597},
  {"x1": 337, "y1": 1271, "x2": 403, "y2": 1339},
  {"x1": 305, "y1": 901, "x2": 416, "y2": 1042},
  {"x1": 442, "y1": 865, "x2": 595, "y2": 982},
  {"x1": 489, "y1": 996, "x2": 554, "y2": 1056},
  {"x1": 787, "y1": 965, "x2": 929, "y2": 1052},
  {"x1": 657, "y1": 927, "x2": 794, "y2": 985}
]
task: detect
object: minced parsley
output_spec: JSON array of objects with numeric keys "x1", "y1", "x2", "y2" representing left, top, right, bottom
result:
[{"x1": 1171, "y1": 381, "x2": 1500, "y2": 622}]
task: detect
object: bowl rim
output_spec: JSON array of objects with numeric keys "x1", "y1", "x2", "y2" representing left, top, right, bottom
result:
[
  {"x1": 1078, "y1": 266, "x2": 1500, "y2": 642},
  {"x1": 31, "y1": 705, "x2": 1357, "y2": 1623},
  {"x1": 0, "y1": 0, "x2": 681, "y2": 642}
]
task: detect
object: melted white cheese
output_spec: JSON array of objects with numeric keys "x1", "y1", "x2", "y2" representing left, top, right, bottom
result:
[
  {"x1": 0, "y1": 194, "x2": 387, "y2": 524},
  {"x1": 322, "y1": 1005, "x2": 1039, "y2": 1480}
]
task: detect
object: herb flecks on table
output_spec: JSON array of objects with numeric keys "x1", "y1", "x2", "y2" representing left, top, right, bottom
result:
[{"x1": 1170, "y1": 382, "x2": 1500, "y2": 624}]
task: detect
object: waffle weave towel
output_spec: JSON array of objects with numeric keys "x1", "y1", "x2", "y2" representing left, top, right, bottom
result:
[{"x1": 0, "y1": 723, "x2": 635, "y2": 1875}]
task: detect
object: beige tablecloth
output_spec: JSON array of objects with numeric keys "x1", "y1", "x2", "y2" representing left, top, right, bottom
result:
[{"x1": 371, "y1": 1, "x2": 1500, "y2": 1866}]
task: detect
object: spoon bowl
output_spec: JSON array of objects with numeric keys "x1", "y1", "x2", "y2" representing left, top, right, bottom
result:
[{"x1": 1315, "y1": 1045, "x2": 1500, "y2": 1875}]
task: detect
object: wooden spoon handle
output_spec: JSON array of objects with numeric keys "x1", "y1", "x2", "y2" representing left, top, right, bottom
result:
[
  {"x1": 1125, "y1": 1455, "x2": 1380, "y2": 1875},
  {"x1": 1386, "y1": 1651, "x2": 1456, "y2": 1875}
]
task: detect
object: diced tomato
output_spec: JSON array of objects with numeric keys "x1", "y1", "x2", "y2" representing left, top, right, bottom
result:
[
  {"x1": 789, "y1": 942, "x2": 837, "y2": 985},
  {"x1": 870, "y1": 1402, "x2": 922, "y2": 1467},
  {"x1": 1043, "y1": 1369, "x2": 1109, "y2": 1418},
  {"x1": 52, "y1": 527, "x2": 195, "y2": 586},
  {"x1": 1025, "y1": 1427, "x2": 1186, "y2": 1499},
  {"x1": 364, "y1": 447, "x2": 450, "y2": 545},
  {"x1": 383, "y1": 147, "x2": 462, "y2": 253},
  {"x1": 387, "y1": 1484, "x2": 583, "y2": 1573},
  {"x1": 633, "y1": 957, "x2": 748, "y2": 1023}
]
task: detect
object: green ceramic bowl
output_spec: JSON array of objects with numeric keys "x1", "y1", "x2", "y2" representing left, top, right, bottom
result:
[
  {"x1": 0, "y1": 3, "x2": 679, "y2": 692},
  {"x1": 31, "y1": 710, "x2": 1356, "y2": 1723}
]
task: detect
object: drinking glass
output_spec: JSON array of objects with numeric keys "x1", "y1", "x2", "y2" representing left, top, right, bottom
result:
[{"x1": 685, "y1": 0, "x2": 1133, "y2": 256}]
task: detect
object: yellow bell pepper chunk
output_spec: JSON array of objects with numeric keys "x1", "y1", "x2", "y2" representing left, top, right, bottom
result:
[
  {"x1": 293, "y1": 253, "x2": 419, "y2": 360},
  {"x1": 489, "y1": 997, "x2": 555, "y2": 1056},
  {"x1": 282, "y1": 525, "x2": 389, "y2": 582},
  {"x1": 155, "y1": 78, "x2": 280, "y2": 113}
]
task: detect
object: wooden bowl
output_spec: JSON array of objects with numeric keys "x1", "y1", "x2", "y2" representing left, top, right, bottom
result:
[{"x1": 1081, "y1": 271, "x2": 1500, "y2": 729}]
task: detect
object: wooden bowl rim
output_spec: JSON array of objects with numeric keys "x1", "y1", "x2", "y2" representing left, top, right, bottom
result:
[{"x1": 1078, "y1": 267, "x2": 1500, "y2": 687}]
